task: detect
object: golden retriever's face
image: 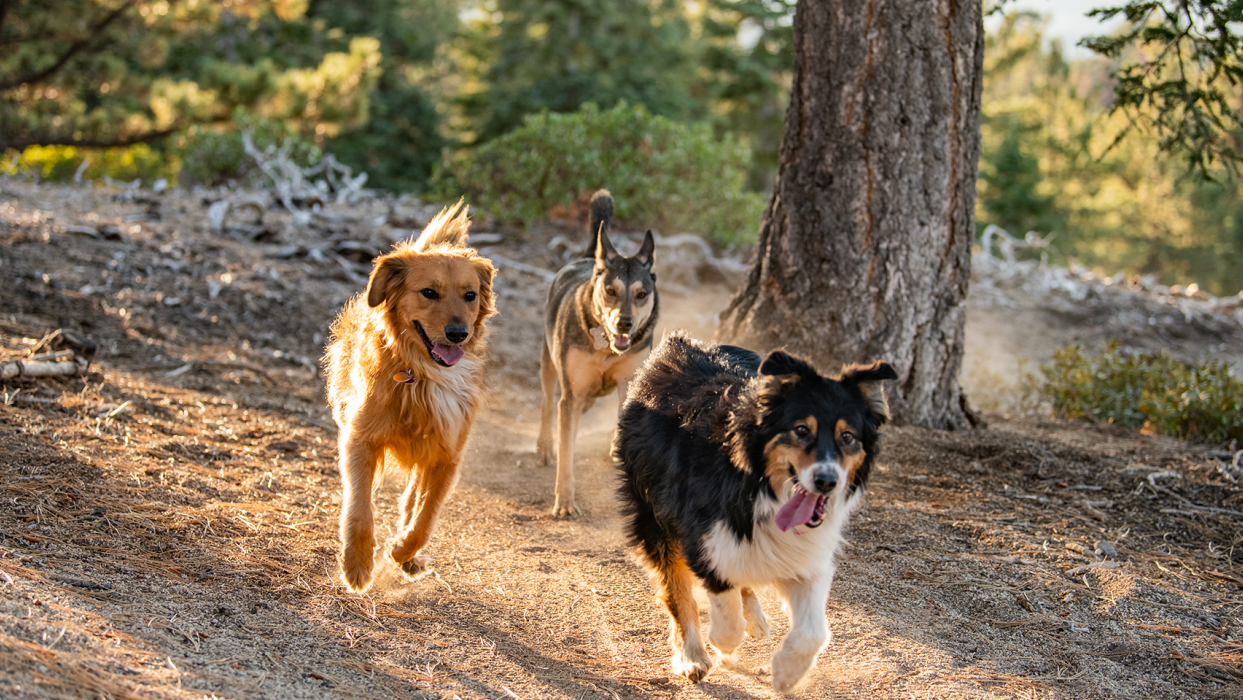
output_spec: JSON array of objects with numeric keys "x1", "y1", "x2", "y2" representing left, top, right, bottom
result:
[{"x1": 366, "y1": 251, "x2": 495, "y2": 367}]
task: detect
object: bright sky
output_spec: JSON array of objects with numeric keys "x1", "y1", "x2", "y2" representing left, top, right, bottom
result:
[{"x1": 987, "y1": 0, "x2": 1128, "y2": 59}]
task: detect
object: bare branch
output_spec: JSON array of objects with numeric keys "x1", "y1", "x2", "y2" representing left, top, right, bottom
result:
[{"x1": 0, "y1": 0, "x2": 139, "y2": 91}]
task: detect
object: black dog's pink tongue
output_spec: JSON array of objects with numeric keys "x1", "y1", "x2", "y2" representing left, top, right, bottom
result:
[
  {"x1": 775, "y1": 490, "x2": 819, "y2": 531},
  {"x1": 613, "y1": 334, "x2": 631, "y2": 350},
  {"x1": 432, "y1": 342, "x2": 465, "y2": 366}
]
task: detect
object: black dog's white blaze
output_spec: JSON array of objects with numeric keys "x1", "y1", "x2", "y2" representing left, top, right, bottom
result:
[{"x1": 615, "y1": 333, "x2": 894, "y2": 690}]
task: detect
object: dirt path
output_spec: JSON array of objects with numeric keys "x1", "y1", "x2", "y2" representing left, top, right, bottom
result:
[{"x1": 1, "y1": 182, "x2": 1240, "y2": 699}]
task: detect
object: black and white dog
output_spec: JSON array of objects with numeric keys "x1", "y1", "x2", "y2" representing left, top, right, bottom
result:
[{"x1": 615, "y1": 333, "x2": 895, "y2": 691}]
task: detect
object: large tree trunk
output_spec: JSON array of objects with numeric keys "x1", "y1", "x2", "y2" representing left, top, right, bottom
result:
[{"x1": 719, "y1": 0, "x2": 983, "y2": 429}]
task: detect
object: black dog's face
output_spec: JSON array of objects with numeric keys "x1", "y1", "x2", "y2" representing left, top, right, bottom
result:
[
  {"x1": 747, "y1": 352, "x2": 896, "y2": 530},
  {"x1": 592, "y1": 229, "x2": 656, "y2": 353}
]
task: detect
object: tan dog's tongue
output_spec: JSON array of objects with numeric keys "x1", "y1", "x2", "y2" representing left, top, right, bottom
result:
[
  {"x1": 775, "y1": 490, "x2": 818, "y2": 531},
  {"x1": 432, "y1": 343, "x2": 465, "y2": 366},
  {"x1": 613, "y1": 334, "x2": 630, "y2": 350}
]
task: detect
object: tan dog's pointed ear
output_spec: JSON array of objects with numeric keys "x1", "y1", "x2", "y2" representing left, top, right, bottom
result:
[
  {"x1": 635, "y1": 230, "x2": 655, "y2": 267},
  {"x1": 595, "y1": 225, "x2": 618, "y2": 271},
  {"x1": 366, "y1": 256, "x2": 406, "y2": 307}
]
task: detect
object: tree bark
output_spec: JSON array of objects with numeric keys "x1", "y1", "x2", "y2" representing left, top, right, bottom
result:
[{"x1": 719, "y1": 0, "x2": 983, "y2": 429}]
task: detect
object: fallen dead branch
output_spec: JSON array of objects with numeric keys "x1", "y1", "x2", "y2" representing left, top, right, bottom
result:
[{"x1": 0, "y1": 351, "x2": 88, "y2": 379}]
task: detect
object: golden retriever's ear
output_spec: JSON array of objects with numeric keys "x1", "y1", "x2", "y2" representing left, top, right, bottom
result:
[
  {"x1": 471, "y1": 256, "x2": 497, "y2": 323},
  {"x1": 366, "y1": 256, "x2": 406, "y2": 308}
]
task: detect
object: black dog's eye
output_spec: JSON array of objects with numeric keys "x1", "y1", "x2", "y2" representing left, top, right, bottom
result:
[
  {"x1": 636, "y1": 291, "x2": 648, "y2": 300},
  {"x1": 605, "y1": 287, "x2": 616, "y2": 297},
  {"x1": 794, "y1": 425, "x2": 811, "y2": 438},
  {"x1": 464, "y1": 291, "x2": 477, "y2": 302},
  {"x1": 421, "y1": 288, "x2": 439, "y2": 300},
  {"x1": 840, "y1": 431, "x2": 856, "y2": 446}
]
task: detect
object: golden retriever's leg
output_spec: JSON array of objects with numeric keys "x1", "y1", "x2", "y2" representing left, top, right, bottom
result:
[
  {"x1": 536, "y1": 340, "x2": 556, "y2": 467},
  {"x1": 390, "y1": 460, "x2": 458, "y2": 579},
  {"x1": 658, "y1": 556, "x2": 711, "y2": 682},
  {"x1": 339, "y1": 435, "x2": 380, "y2": 592},
  {"x1": 741, "y1": 586, "x2": 771, "y2": 640},
  {"x1": 552, "y1": 386, "x2": 585, "y2": 518}
]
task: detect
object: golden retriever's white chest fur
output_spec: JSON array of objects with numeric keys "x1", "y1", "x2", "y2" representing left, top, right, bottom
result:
[{"x1": 403, "y1": 358, "x2": 481, "y2": 447}]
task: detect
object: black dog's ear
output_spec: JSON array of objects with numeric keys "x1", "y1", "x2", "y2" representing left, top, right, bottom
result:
[
  {"x1": 635, "y1": 230, "x2": 655, "y2": 268},
  {"x1": 759, "y1": 350, "x2": 817, "y2": 379},
  {"x1": 840, "y1": 361, "x2": 898, "y2": 425},
  {"x1": 594, "y1": 224, "x2": 618, "y2": 271},
  {"x1": 366, "y1": 256, "x2": 406, "y2": 308}
]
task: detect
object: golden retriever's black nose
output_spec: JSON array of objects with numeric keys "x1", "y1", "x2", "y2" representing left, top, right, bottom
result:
[{"x1": 445, "y1": 325, "x2": 469, "y2": 344}]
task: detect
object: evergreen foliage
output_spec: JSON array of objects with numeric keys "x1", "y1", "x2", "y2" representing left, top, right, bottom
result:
[
  {"x1": 1082, "y1": 0, "x2": 1243, "y2": 179},
  {"x1": 436, "y1": 103, "x2": 765, "y2": 245},
  {"x1": 977, "y1": 12, "x2": 1243, "y2": 295},
  {"x1": 454, "y1": 0, "x2": 703, "y2": 144}
]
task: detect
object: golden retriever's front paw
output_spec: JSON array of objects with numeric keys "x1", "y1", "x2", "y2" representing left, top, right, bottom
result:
[
  {"x1": 398, "y1": 551, "x2": 432, "y2": 580},
  {"x1": 551, "y1": 496, "x2": 581, "y2": 519},
  {"x1": 341, "y1": 543, "x2": 375, "y2": 592},
  {"x1": 672, "y1": 647, "x2": 712, "y2": 683}
]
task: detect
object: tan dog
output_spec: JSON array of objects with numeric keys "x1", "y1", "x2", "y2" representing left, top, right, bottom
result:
[{"x1": 324, "y1": 202, "x2": 496, "y2": 592}]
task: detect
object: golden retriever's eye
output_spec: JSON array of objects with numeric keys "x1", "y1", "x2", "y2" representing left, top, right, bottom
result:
[
  {"x1": 464, "y1": 291, "x2": 477, "y2": 302},
  {"x1": 840, "y1": 431, "x2": 856, "y2": 446},
  {"x1": 605, "y1": 287, "x2": 616, "y2": 297},
  {"x1": 794, "y1": 425, "x2": 810, "y2": 438},
  {"x1": 421, "y1": 288, "x2": 439, "y2": 300}
]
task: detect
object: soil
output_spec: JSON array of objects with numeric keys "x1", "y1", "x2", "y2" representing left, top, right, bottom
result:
[{"x1": 1, "y1": 180, "x2": 1240, "y2": 700}]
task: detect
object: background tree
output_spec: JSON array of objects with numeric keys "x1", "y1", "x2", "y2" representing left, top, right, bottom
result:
[
  {"x1": 1082, "y1": 0, "x2": 1243, "y2": 178},
  {"x1": 454, "y1": 0, "x2": 702, "y2": 144},
  {"x1": 719, "y1": 0, "x2": 984, "y2": 429}
]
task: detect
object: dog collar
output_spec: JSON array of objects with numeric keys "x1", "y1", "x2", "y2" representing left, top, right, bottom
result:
[{"x1": 393, "y1": 369, "x2": 416, "y2": 384}]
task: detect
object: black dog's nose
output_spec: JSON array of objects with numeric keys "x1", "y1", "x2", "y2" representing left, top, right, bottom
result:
[
  {"x1": 814, "y1": 473, "x2": 837, "y2": 494},
  {"x1": 444, "y1": 325, "x2": 469, "y2": 344},
  {"x1": 616, "y1": 317, "x2": 633, "y2": 333}
]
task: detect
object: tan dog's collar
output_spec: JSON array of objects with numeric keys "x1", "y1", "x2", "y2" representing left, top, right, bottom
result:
[{"x1": 393, "y1": 369, "x2": 417, "y2": 384}]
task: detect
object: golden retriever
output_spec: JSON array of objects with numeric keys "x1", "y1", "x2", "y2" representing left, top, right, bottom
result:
[{"x1": 324, "y1": 202, "x2": 496, "y2": 592}]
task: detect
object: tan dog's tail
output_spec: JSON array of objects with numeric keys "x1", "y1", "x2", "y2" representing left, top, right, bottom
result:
[{"x1": 414, "y1": 199, "x2": 472, "y2": 251}]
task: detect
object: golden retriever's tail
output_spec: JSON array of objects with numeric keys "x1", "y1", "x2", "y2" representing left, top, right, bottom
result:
[{"x1": 414, "y1": 199, "x2": 472, "y2": 251}]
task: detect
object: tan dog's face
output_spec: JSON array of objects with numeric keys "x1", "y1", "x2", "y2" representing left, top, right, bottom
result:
[
  {"x1": 366, "y1": 251, "x2": 495, "y2": 367},
  {"x1": 592, "y1": 229, "x2": 657, "y2": 353}
]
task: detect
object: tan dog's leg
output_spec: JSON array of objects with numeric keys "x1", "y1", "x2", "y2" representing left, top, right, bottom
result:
[
  {"x1": 390, "y1": 459, "x2": 458, "y2": 579},
  {"x1": 537, "y1": 340, "x2": 556, "y2": 467},
  {"x1": 339, "y1": 435, "x2": 379, "y2": 592},
  {"x1": 552, "y1": 383, "x2": 584, "y2": 518},
  {"x1": 659, "y1": 557, "x2": 711, "y2": 682}
]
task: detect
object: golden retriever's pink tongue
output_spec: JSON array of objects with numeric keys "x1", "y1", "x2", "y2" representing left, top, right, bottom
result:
[
  {"x1": 775, "y1": 490, "x2": 818, "y2": 531},
  {"x1": 432, "y1": 343, "x2": 465, "y2": 366}
]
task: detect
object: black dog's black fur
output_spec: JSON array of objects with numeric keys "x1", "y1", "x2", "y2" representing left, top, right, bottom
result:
[
  {"x1": 620, "y1": 336, "x2": 894, "y2": 566},
  {"x1": 614, "y1": 333, "x2": 895, "y2": 687}
]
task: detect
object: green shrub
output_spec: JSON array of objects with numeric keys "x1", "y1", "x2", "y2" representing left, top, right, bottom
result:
[
  {"x1": 173, "y1": 112, "x2": 321, "y2": 188},
  {"x1": 435, "y1": 103, "x2": 766, "y2": 246},
  {"x1": 2, "y1": 143, "x2": 178, "y2": 184},
  {"x1": 1041, "y1": 341, "x2": 1243, "y2": 445}
]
